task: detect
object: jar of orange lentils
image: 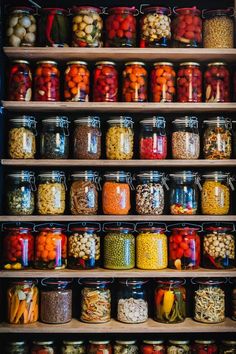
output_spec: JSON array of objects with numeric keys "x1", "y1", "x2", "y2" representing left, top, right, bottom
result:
[
  {"x1": 64, "y1": 61, "x2": 90, "y2": 102},
  {"x1": 151, "y1": 62, "x2": 176, "y2": 102},
  {"x1": 122, "y1": 62, "x2": 147, "y2": 102}
]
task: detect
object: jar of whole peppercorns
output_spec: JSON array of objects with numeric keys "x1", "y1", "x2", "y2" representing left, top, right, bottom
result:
[{"x1": 177, "y1": 62, "x2": 202, "y2": 103}]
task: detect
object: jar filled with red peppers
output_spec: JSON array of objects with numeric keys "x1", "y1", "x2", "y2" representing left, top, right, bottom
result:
[
  {"x1": 122, "y1": 62, "x2": 148, "y2": 102},
  {"x1": 177, "y1": 62, "x2": 202, "y2": 103},
  {"x1": 88, "y1": 341, "x2": 112, "y2": 354},
  {"x1": 151, "y1": 62, "x2": 176, "y2": 102},
  {"x1": 64, "y1": 61, "x2": 90, "y2": 102},
  {"x1": 31, "y1": 341, "x2": 56, "y2": 354},
  {"x1": 192, "y1": 340, "x2": 218, "y2": 354},
  {"x1": 204, "y1": 62, "x2": 230, "y2": 102},
  {"x1": 141, "y1": 340, "x2": 165, "y2": 354},
  {"x1": 34, "y1": 60, "x2": 60, "y2": 101},
  {"x1": 8, "y1": 60, "x2": 32, "y2": 101},
  {"x1": 93, "y1": 61, "x2": 118, "y2": 102}
]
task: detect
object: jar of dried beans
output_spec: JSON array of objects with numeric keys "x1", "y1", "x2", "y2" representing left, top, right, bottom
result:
[
  {"x1": 34, "y1": 61, "x2": 60, "y2": 101},
  {"x1": 192, "y1": 340, "x2": 218, "y2": 354},
  {"x1": 141, "y1": 340, "x2": 165, "y2": 354},
  {"x1": 93, "y1": 61, "x2": 118, "y2": 102},
  {"x1": 122, "y1": 62, "x2": 148, "y2": 102},
  {"x1": 151, "y1": 62, "x2": 176, "y2": 102},
  {"x1": 204, "y1": 63, "x2": 230, "y2": 103},
  {"x1": 177, "y1": 62, "x2": 202, "y2": 102},
  {"x1": 8, "y1": 60, "x2": 32, "y2": 101},
  {"x1": 64, "y1": 61, "x2": 90, "y2": 102}
]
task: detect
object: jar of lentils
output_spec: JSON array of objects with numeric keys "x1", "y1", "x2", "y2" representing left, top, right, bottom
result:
[
  {"x1": 114, "y1": 341, "x2": 138, "y2": 354},
  {"x1": 151, "y1": 62, "x2": 176, "y2": 102},
  {"x1": 204, "y1": 63, "x2": 230, "y2": 102},
  {"x1": 64, "y1": 61, "x2": 90, "y2": 102},
  {"x1": 93, "y1": 61, "x2": 118, "y2": 102},
  {"x1": 8, "y1": 60, "x2": 32, "y2": 101},
  {"x1": 177, "y1": 62, "x2": 202, "y2": 102}
]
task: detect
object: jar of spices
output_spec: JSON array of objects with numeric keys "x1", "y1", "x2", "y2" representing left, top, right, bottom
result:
[
  {"x1": 37, "y1": 170, "x2": 66, "y2": 215},
  {"x1": 70, "y1": 171, "x2": 100, "y2": 215},
  {"x1": 80, "y1": 279, "x2": 112, "y2": 323},
  {"x1": 73, "y1": 117, "x2": 101, "y2": 159},
  {"x1": 232, "y1": 279, "x2": 236, "y2": 320},
  {"x1": 64, "y1": 61, "x2": 90, "y2": 102},
  {"x1": 5, "y1": 341, "x2": 29, "y2": 354},
  {"x1": 93, "y1": 61, "x2": 118, "y2": 102},
  {"x1": 7, "y1": 279, "x2": 39, "y2": 324},
  {"x1": 62, "y1": 341, "x2": 85, "y2": 354},
  {"x1": 141, "y1": 340, "x2": 165, "y2": 354},
  {"x1": 167, "y1": 341, "x2": 190, "y2": 354},
  {"x1": 34, "y1": 61, "x2": 60, "y2": 101},
  {"x1": 203, "y1": 117, "x2": 232, "y2": 159},
  {"x1": 114, "y1": 341, "x2": 138, "y2": 354},
  {"x1": 171, "y1": 116, "x2": 200, "y2": 160},
  {"x1": 151, "y1": 62, "x2": 176, "y2": 102},
  {"x1": 88, "y1": 341, "x2": 112, "y2": 354},
  {"x1": 40, "y1": 116, "x2": 70, "y2": 159},
  {"x1": 122, "y1": 62, "x2": 148, "y2": 102},
  {"x1": 6, "y1": 170, "x2": 35, "y2": 215},
  {"x1": 103, "y1": 222, "x2": 135, "y2": 270},
  {"x1": 31, "y1": 342, "x2": 56, "y2": 354},
  {"x1": 6, "y1": 7, "x2": 36, "y2": 47},
  {"x1": 72, "y1": 6, "x2": 103, "y2": 47},
  {"x1": 68, "y1": 222, "x2": 100, "y2": 269},
  {"x1": 192, "y1": 340, "x2": 218, "y2": 354},
  {"x1": 8, "y1": 60, "x2": 32, "y2": 101},
  {"x1": 177, "y1": 62, "x2": 202, "y2": 102},
  {"x1": 102, "y1": 171, "x2": 132, "y2": 215},
  {"x1": 117, "y1": 279, "x2": 148, "y2": 323},
  {"x1": 136, "y1": 223, "x2": 168, "y2": 270},
  {"x1": 220, "y1": 340, "x2": 236, "y2": 354},
  {"x1": 204, "y1": 63, "x2": 230, "y2": 102}
]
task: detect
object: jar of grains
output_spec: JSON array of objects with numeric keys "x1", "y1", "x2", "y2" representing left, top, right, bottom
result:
[
  {"x1": 171, "y1": 116, "x2": 200, "y2": 159},
  {"x1": 31, "y1": 342, "x2": 56, "y2": 354},
  {"x1": 103, "y1": 222, "x2": 135, "y2": 270},
  {"x1": 62, "y1": 341, "x2": 86, "y2": 354},
  {"x1": 34, "y1": 61, "x2": 60, "y2": 101},
  {"x1": 141, "y1": 340, "x2": 166, "y2": 354},
  {"x1": 117, "y1": 279, "x2": 148, "y2": 324},
  {"x1": 74, "y1": 116, "x2": 101, "y2": 159},
  {"x1": 177, "y1": 62, "x2": 202, "y2": 102},
  {"x1": 8, "y1": 60, "x2": 32, "y2": 101},
  {"x1": 150, "y1": 62, "x2": 176, "y2": 102},
  {"x1": 204, "y1": 63, "x2": 230, "y2": 102},
  {"x1": 122, "y1": 62, "x2": 148, "y2": 102},
  {"x1": 192, "y1": 340, "x2": 218, "y2": 354},
  {"x1": 232, "y1": 279, "x2": 236, "y2": 321},
  {"x1": 93, "y1": 61, "x2": 118, "y2": 102},
  {"x1": 136, "y1": 223, "x2": 168, "y2": 270},
  {"x1": 114, "y1": 341, "x2": 138, "y2": 354},
  {"x1": 220, "y1": 341, "x2": 236, "y2": 354},
  {"x1": 40, "y1": 278, "x2": 72, "y2": 324},
  {"x1": 167, "y1": 341, "x2": 190, "y2": 354},
  {"x1": 5, "y1": 341, "x2": 29, "y2": 354},
  {"x1": 64, "y1": 61, "x2": 90, "y2": 102},
  {"x1": 88, "y1": 342, "x2": 112, "y2": 354}
]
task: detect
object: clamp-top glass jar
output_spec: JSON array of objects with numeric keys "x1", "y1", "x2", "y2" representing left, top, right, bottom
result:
[
  {"x1": 122, "y1": 62, "x2": 148, "y2": 102},
  {"x1": 8, "y1": 60, "x2": 32, "y2": 101},
  {"x1": 34, "y1": 61, "x2": 60, "y2": 101},
  {"x1": 93, "y1": 61, "x2": 118, "y2": 102},
  {"x1": 204, "y1": 63, "x2": 230, "y2": 102},
  {"x1": 74, "y1": 117, "x2": 101, "y2": 159},
  {"x1": 151, "y1": 62, "x2": 176, "y2": 103},
  {"x1": 177, "y1": 62, "x2": 202, "y2": 103},
  {"x1": 64, "y1": 61, "x2": 90, "y2": 102}
]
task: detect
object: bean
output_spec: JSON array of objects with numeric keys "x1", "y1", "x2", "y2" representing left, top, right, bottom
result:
[{"x1": 104, "y1": 232, "x2": 135, "y2": 269}]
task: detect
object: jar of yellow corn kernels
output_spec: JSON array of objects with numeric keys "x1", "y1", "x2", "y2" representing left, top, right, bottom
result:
[{"x1": 136, "y1": 223, "x2": 168, "y2": 269}]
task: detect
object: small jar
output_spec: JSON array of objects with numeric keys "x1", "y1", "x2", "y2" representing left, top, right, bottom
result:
[
  {"x1": 151, "y1": 62, "x2": 176, "y2": 102},
  {"x1": 204, "y1": 63, "x2": 230, "y2": 102},
  {"x1": 6, "y1": 170, "x2": 35, "y2": 215},
  {"x1": 6, "y1": 7, "x2": 36, "y2": 47},
  {"x1": 105, "y1": 7, "x2": 136, "y2": 47},
  {"x1": 220, "y1": 341, "x2": 236, "y2": 354},
  {"x1": 70, "y1": 171, "x2": 99, "y2": 215},
  {"x1": 122, "y1": 62, "x2": 148, "y2": 102},
  {"x1": 172, "y1": 7, "x2": 202, "y2": 47},
  {"x1": 167, "y1": 341, "x2": 190, "y2": 354},
  {"x1": 72, "y1": 6, "x2": 103, "y2": 47},
  {"x1": 40, "y1": 116, "x2": 70, "y2": 159},
  {"x1": 103, "y1": 223, "x2": 135, "y2": 270},
  {"x1": 62, "y1": 341, "x2": 85, "y2": 354},
  {"x1": 93, "y1": 61, "x2": 118, "y2": 102},
  {"x1": 141, "y1": 340, "x2": 165, "y2": 354},
  {"x1": 37, "y1": 170, "x2": 66, "y2": 215},
  {"x1": 7, "y1": 280, "x2": 39, "y2": 324},
  {"x1": 34, "y1": 61, "x2": 60, "y2": 101},
  {"x1": 232, "y1": 279, "x2": 236, "y2": 321},
  {"x1": 73, "y1": 117, "x2": 101, "y2": 159},
  {"x1": 192, "y1": 340, "x2": 218, "y2": 354},
  {"x1": 64, "y1": 61, "x2": 90, "y2": 102},
  {"x1": 31, "y1": 342, "x2": 56, "y2": 354},
  {"x1": 88, "y1": 341, "x2": 112, "y2": 354},
  {"x1": 171, "y1": 116, "x2": 200, "y2": 160},
  {"x1": 8, "y1": 60, "x2": 32, "y2": 101},
  {"x1": 117, "y1": 279, "x2": 148, "y2": 324},
  {"x1": 114, "y1": 341, "x2": 138, "y2": 354},
  {"x1": 80, "y1": 279, "x2": 112, "y2": 323},
  {"x1": 177, "y1": 62, "x2": 202, "y2": 102},
  {"x1": 5, "y1": 341, "x2": 29, "y2": 354},
  {"x1": 154, "y1": 279, "x2": 186, "y2": 323}
]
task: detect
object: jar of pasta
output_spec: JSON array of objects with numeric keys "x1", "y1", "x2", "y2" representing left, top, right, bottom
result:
[
  {"x1": 192, "y1": 340, "x2": 218, "y2": 354},
  {"x1": 34, "y1": 61, "x2": 60, "y2": 101},
  {"x1": 177, "y1": 62, "x2": 202, "y2": 103},
  {"x1": 151, "y1": 62, "x2": 176, "y2": 102},
  {"x1": 64, "y1": 61, "x2": 90, "y2": 102},
  {"x1": 141, "y1": 340, "x2": 165, "y2": 354},
  {"x1": 167, "y1": 341, "x2": 190, "y2": 354},
  {"x1": 80, "y1": 278, "x2": 112, "y2": 323},
  {"x1": 62, "y1": 341, "x2": 85, "y2": 354},
  {"x1": 117, "y1": 279, "x2": 148, "y2": 324},
  {"x1": 203, "y1": 117, "x2": 232, "y2": 159},
  {"x1": 74, "y1": 117, "x2": 101, "y2": 159},
  {"x1": 220, "y1": 341, "x2": 236, "y2": 354},
  {"x1": 37, "y1": 170, "x2": 66, "y2": 215},
  {"x1": 122, "y1": 62, "x2": 148, "y2": 102},
  {"x1": 102, "y1": 171, "x2": 132, "y2": 215},
  {"x1": 88, "y1": 341, "x2": 112, "y2": 354},
  {"x1": 8, "y1": 60, "x2": 32, "y2": 101},
  {"x1": 31, "y1": 342, "x2": 56, "y2": 354},
  {"x1": 93, "y1": 61, "x2": 118, "y2": 102},
  {"x1": 5, "y1": 341, "x2": 29, "y2": 354},
  {"x1": 204, "y1": 63, "x2": 230, "y2": 102},
  {"x1": 136, "y1": 223, "x2": 168, "y2": 270}
]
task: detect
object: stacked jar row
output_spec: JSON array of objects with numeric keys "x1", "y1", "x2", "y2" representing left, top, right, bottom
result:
[
  {"x1": 6, "y1": 6, "x2": 234, "y2": 48},
  {"x1": 8, "y1": 60, "x2": 236, "y2": 103}
]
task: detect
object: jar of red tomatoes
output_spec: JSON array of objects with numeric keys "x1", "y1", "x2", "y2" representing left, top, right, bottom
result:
[
  {"x1": 122, "y1": 62, "x2": 147, "y2": 102},
  {"x1": 204, "y1": 62, "x2": 230, "y2": 102},
  {"x1": 192, "y1": 340, "x2": 218, "y2": 354},
  {"x1": 93, "y1": 61, "x2": 118, "y2": 102},
  {"x1": 88, "y1": 341, "x2": 112, "y2": 354},
  {"x1": 172, "y1": 7, "x2": 202, "y2": 47},
  {"x1": 151, "y1": 62, "x2": 176, "y2": 102},
  {"x1": 64, "y1": 61, "x2": 90, "y2": 102},
  {"x1": 105, "y1": 7, "x2": 137, "y2": 47},
  {"x1": 34, "y1": 61, "x2": 60, "y2": 101},
  {"x1": 31, "y1": 341, "x2": 56, "y2": 354},
  {"x1": 177, "y1": 62, "x2": 202, "y2": 103},
  {"x1": 141, "y1": 340, "x2": 165, "y2": 354},
  {"x1": 8, "y1": 60, "x2": 32, "y2": 101}
]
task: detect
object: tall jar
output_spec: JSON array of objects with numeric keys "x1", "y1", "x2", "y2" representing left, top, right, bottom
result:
[
  {"x1": 204, "y1": 63, "x2": 230, "y2": 102},
  {"x1": 62, "y1": 341, "x2": 85, "y2": 354},
  {"x1": 114, "y1": 341, "x2": 138, "y2": 354},
  {"x1": 40, "y1": 117, "x2": 70, "y2": 159},
  {"x1": 122, "y1": 62, "x2": 148, "y2": 102},
  {"x1": 151, "y1": 62, "x2": 176, "y2": 102},
  {"x1": 192, "y1": 340, "x2": 218, "y2": 354},
  {"x1": 232, "y1": 279, "x2": 236, "y2": 321},
  {"x1": 167, "y1": 341, "x2": 190, "y2": 354},
  {"x1": 117, "y1": 279, "x2": 148, "y2": 323},
  {"x1": 93, "y1": 61, "x2": 118, "y2": 102},
  {"x1": 8, "y1": 60, "x2": 32, "y2": 101},
  {"x1": 141, "y1": 340, "x2": 165, "y2": 354},
  {"x1": 88, "y1": 341, "x2": 112, "y2": 354},
  {"x1": 64, "y1": 61, "x2": 90, "y2": 102},
  {"x1": 31, "y1": 342, "x2": 56, "y2": 354},
  {"x1": 34, "y1": 61, "x2": 60, "y2": 101},
  {"x1": 73, "y1": 117, "x2": 101, "y2": 159},
  {"x1": 5, "y1": 341, "x2": 29, "y2": 354},
  {"x1": 220, "y1": 341, "x2": 236, "y2": 354},
  {"x1": 177, "y1": 62, "x2": 202, "y2": 102}
]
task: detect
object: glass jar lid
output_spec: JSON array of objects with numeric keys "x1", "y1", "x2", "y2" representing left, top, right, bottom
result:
[
  {"x1": 12, "y1": 60, "x2": 30, "y2": 65},
  {"x1": 153, "y1": 62, "x2": 173, "y2": 67},
  {"x1": 194, "y1": 340, "x2": 215, "y2": 344},
  {"x1": 204, "y1": 223, "x2": 233, "y2": 232},
  {"x1": 7, "y1": 170, "x2": 35, "y2": 182},
  {"x1": 203, "y1": 8, "x2": 234, "y2": 18},
  {"x1": 169, "y1": 340, "x2": 190, "y2": 345},
  {"x1": 179, "y1": 62, "x2": 200, "y2": 66},
  {"x1": 63, "y1": 341, "x2": 84, "y2": 345},
  {"x1": 192, "y1": 277, "x2": 226, "y2": 285},
  {"x1": 136, "y1": 171, "x2": 166, "y2": 183},
  {"x1": 33, "y1": 341, "x2": 54, "y2": 345},
  {"x1": 89, "y1": 341, "x2": 110, "y2": 344},
  {"x1": 174, "y1": 7, "x2": 201, "y2": 15},
  {"x1": 41, "y1": 278, "x2": 72, "y2": 289},
  {"x1": 109, "y1": 7, "x2": 137, "y2": 13},
  {"x1": 95, "y1": 61, "x2": 116, "y2": 66},
  {"x1": 144, "y1": 6, "x2": 171, "y2": 15},
  {"x1": 143, "y1": 340, "x2": 164, "y2": 344},
  {"x1": 103, "y1": 171, "x2": 132, "y2": 182},
  {"x1": 172, "y1": 116, "x2": 198, "y2": 128},
  {"x1": 79, "y1": 278, "x2": 113, "y2": 286},
  {"x1": 104, "y1": 222, "x2": 134, "y2": 233},
  {"x1": 169, "y1": 170, "x2": 199, "y2": 181},
  {"x1": 115, "y1": 341, "x2": 136, "y2": 345},
  {"x1": 8, "y1": 341, "x2": 26, "y2": 346},
  {"x1": 74, "y1": 116, "x2": 100, "y2": 127},
  {"x1": 42, "y1": 116, "x2": 69, "y2": 127},
  {"x1": 10, "y1": 6, "x2": 34, "y2": 14},
  {"x1": 36, "y1": 60, "x2": 58, "y2": 65},
  {"x1": 38, "y1": 170, "x2": 65, "y2": 179},
  {"x1": 72, "y1": 6, "x2": 101, "y2": 13},
  {"x1": 203, "y1": 117, "x2": 232, "y2": 127},
  {"x1": 140, "y1": 116, "x2": 166, "y2": 128},
  {"x1": 118, "y1": 278, "x2": 149, "y2": 286},
  {"x1": 67, "y1": 61, "x2": 88, "y2": 66},
  {"x1": 221, "y1": 340, "x2": 236, "y2": 345},
  {"x1": 9, "y1": 115, "x2": 37, "y2": 128},
  {"x1": 156, "y1": 278, "x2": 186, "y2": 286},
  {"x1": 70, "y1": 170, "x2": 99, "y2": 181},
  {"x1": 125, "y1": 61, "x2": 146, "y2": 66},
  {"x1": 207, "y1": 62, "x2": 227, "y2": 66},
  {"x1": 69, "y1": 222, "x2": 100, "y2": 233},
  {"x1": 202, "y1": 171, "x2": 230, "y2": 180},
  {"x1": 107, "y1": 116, "x2": 133, "y2": 128},
  {"x1": 136, "y1": 222, "x2": 166, "y2": 233}
]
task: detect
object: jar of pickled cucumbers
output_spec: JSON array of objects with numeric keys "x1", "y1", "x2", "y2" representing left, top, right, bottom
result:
[
  {"x1": 34, "y1": 61, "x2": 60, "y2": 101},
  {"x1": 122, "y1": 62, "x2": 148, "y2": 102},
  {"x1": 93, "y1": 61, "x2": 118, "y2": 102},
  {"x1": 141, "y1": 340, "x2": 165, "y2": 354},
  {"x1": 5, "y1": 341, "x2": 29, "y2": 354},
  {"x1": 151, "y1": 62, "x2": 176, "y2": 102},
  {"x1": 114, "y1": 341, "x2": 138, "y2": 354},
  {"x1": 64, "y1": 61, "x2": 90, "y2": 102},
  {"x1": 8, "y1": 60, "x2": 32, "y2": 101},
  {"x1": 31, "y1": 341, "x2": 56, "y2": 354},
  {"x1": 167, "y1": 341, "x2": 190, "y2": 354},
  {"x1": 62, "y1": 341, "x2": 86, "y2": 354},
  {"x1": 88, "y1": 341, "x2": 112, "y2": 354}
]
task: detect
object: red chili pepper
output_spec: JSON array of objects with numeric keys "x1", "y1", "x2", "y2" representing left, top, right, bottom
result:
[
  {"x1": 140, "y1": 39, "x2": 146, "y2": 48},
  {"x1": 206, "y1": 253, "x2": 222, "y2": 269},
  {"x1": 46, "y1": 10, "x2": 56, "y2": 46}
]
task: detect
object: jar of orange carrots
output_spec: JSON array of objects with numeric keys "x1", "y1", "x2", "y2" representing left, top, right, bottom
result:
[
  {"x1": 151, "y1": 62, "x2": 176, "y2": 102},
  {"x1": 122, "y1": 62, "x2": 148, "y2": 102},
  {"x1": 64, "y1": 61, "x2": 90, "y2": 102}
]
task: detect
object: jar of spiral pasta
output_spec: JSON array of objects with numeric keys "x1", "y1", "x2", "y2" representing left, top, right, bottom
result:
[
  {"x1": 141, "y1": 340, "x2": 165, "y2": 354},
  {"x1": 62, "y1": 341, "x2": 85, "y2": 354},
  {"x1": 88, "y1": 341, "x2": 112, "y2": 354},
  {"x1": 114, "y1": 341, "x2": 138, "y2": 354},
  {"x1": 167, "y1": 341, "x2": 190, "y2": 354},
  {"x1": 220, "y1": 340, "x2": 236, "y2": 354}
]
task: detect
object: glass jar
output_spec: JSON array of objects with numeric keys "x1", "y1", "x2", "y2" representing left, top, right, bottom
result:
[
  {"x1": 106, "y1": 116, "x2": 134, "y2": 160},
  {"x1": 70, "y1": 171, "x2": 99, "y2": 215},
  {"x1": 154, "y1": 279, "x2": 186, "y2": 323},
  {"x1": 62, "y1": 341, "x2": 85, "y2": 354},
  {"x1": 192, "y1": 340, "x2": 218, "y2": 354},
  {"x1": 40, "y1": 278, "x2": 72, "y2": 324},
  {"x1": 220, "y1": 341, "x2": 236, "y2": 354},
  {"x1": 34, "y1": 61, "x2": 60, "y2": 101},
  {"x1": 93, "y1": 61, "x2": 118, "y2": 102},
  {"x1": 64, "y1": 61, "x2": 90, "y2": 102},
  {"x1": 6, "y1": 170, "x2": 35, "y2": 215},
  {"x1": 40, "y1": 116, "x2": 70, "y2": 159},
  {"x1": 88, "y1": 341, "x2": 112, "y2": 354},
  {"x1": 167, "y1": 341, "x2": 190, "y2": 354},
  {"x1": 31, "y1": 342, "x2": 56, "y2": 354},
  {"x1": 102, "y1": 171, "x2": 132, "y2": 215},
  {"x1": 73, "y1": 117, "x2": 101, "y2": 159},
  {"x1": 234, "y1": 71, "x2": 236, "y2": 102},
  {"x1": 136, "y1": 223, "x2": 168, "y2": 269},
  {"x1": 114, "y1": 341, "x2": 138, "y2": 354},
  {"x1": 38, "y1": 8, "x2": 69, "y2": 47},
  {"x1": 7, "y1": 280, "x2": 39, "y2": 324},
  {"x1": 117, "y1": 279, "x2": 148, "y2": 323},
  {"x1": 5, "y1": 341, "x2": 29, "y2": 354},
  {"x1": 171, "y1": 116, "x2": 200, "y2": 160},
  {"x1": 151, "y1": 62, "x2": 176, "y2": 102},
  {"x1": 204, "y1": 63, "x2": 230, "y2": 103},
  {"x1": 172, "y1": 7, "x2": 202, "y2": 47},
  {"x1": 140, "y1": 7, "x2": 171, "y2": 48},
  {"x1": 80, "y1": 279, "x2": 112, "y2": 323},
  {"x1": 68, "y1": 223, "x2": 100, "y2": 269},
  {"x1": 103, "y1": 223, "x2": 135, "y2": 270},
  {"x1": 169, "y1": 171, "x2": 199, "y2": 215},
  {"x1": 72, "y1": 6, "x2": 103, "y2": 47},
  {"x1": 6, "y1": 7, "x2": 36, "y2": 47},
  {"x1": 105, "y1": 7, "x2": 136, "y2": 47},
  {"x1": 177, "y1": 62, "x2": 202, "y2": 102},
  {"x1": 141, "y1": 340, "x2": 165, "y2": 354},
  {"x1": 8, "y1": 60, "x2": 32, "y2": 101},
  {"x1": 37, "y1": 171, "x2": 66, "y2": 215},
  {"x1": 232, "y1": 279, "x2": 236, "y2": 321},
  {"x1": 122, "y1": 62, "x2": 148, "y2": 102},
  {"x1": 203, "y1": 117, "x2": 232, "y2": 159}
]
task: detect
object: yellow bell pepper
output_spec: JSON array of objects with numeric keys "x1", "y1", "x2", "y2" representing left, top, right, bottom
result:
[{"x1": 163, "y1": 290, "x2": 175, "y2": 315}]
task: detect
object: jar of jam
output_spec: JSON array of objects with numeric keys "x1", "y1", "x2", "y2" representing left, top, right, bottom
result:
[
  {"x1": 151, "y1": 62, "x2": 176, "y2": 102},
  {"x1": 192, "y1": 340, "x2": 218, "y2": 354},
  {"x1": 62, "y1": 341, "x2": 86, "y2": 354},
  {"x1": 220, "y1": 340, "x2": 236, "y2": 354},
  {"x1": 34, "y1": 61, "x2": 60, "y2": 101},
  {"x1": 167, "y1": 341, "x2": 190, "y2": 354},
  {"x1": 122, "y1": 62, "x2": 148, "y2": 102},
  {"x1": 93, "y1": 61, "x2": 118, "y2": 102},
  {"x1": 177, "y1": 62, "x2": 202, "y2": 103},
  {"x1": 8, "y1": 60, "x2": 32, "y2": 101},
  {"x1": 31, "y1": 342, "x2": 56, "y2": 354},
  {"x1": 5, "y1": 341, "x2": 29, "y2": 354},
  {"x1": 141, "y1": 340, "x2": 165, "y2": 354},
  {"x1": 88, "y1": 341, "x2": 112, "y2": 354},
  {"x1": 64, "y1": 61, "x2": 90, "y2": 102},
  {"x1": 204, "y1": 63, "x2": 230, "y2": 102},
  {"x1": 114, "y1": 341, "x2": 138, "y2": 354},
  {"x1": 232, "y1": 279, "x2": 236, "y2": 321}
]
